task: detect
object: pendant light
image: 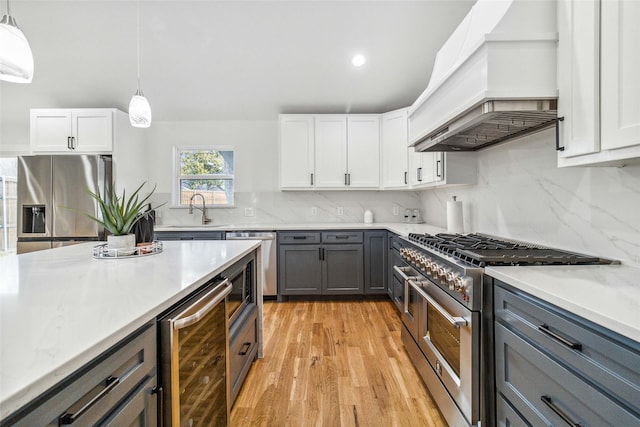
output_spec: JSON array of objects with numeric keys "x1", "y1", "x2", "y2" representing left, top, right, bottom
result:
[
  {"x1": 0, "y1": 0, "x2": 34, "y2": 83},
  {"x1": 129, "y1": 0, "x2": 151, "y2": 128}
]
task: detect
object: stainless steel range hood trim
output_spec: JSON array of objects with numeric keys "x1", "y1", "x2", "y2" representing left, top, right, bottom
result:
[{"x1": 411, "y1": 99, "x2": 558, "y2": 152}]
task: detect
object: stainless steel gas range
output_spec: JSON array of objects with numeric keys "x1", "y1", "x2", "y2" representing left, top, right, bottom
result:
[{"x1": 394, "y1": 233, "x2": 615, "y2": 427}]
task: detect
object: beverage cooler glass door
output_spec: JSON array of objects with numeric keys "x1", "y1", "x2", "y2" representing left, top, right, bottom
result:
[{"x1": 161, "y1": 278, "x2": 232, "y2": 427}]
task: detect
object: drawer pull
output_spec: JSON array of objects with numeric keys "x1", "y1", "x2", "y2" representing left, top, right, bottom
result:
[
  {"x1": 538, "y1": 324, "x2": 582, "y2": 351},
  {"x1": 334, "y1": 235, "x2": 349, "y2": 239},
  {"x1": 59, "y1": 376, "x2": 120, "y2": 425},
  {"x1": 239, "y1": 342, "x2": 252, "y2": 355},
  {"x1": 541, "y1": 395, "x2": 583, "y2": 427},
  {"x1": 292, "y1": 236, "x2": 307, "y2": 240}
]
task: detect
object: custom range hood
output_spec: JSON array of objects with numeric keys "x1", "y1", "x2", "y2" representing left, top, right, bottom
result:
[{"x1": 409, "y1": 0, "x2": 558, "y2": 152}]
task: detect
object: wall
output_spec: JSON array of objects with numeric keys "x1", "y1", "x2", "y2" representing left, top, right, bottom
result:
[
  {"x1": 419, "y1": 129, "x2": 640, "y2": 265},
  {"x1": 146, "y1": 120, "x2": 421, "y2": 226}
]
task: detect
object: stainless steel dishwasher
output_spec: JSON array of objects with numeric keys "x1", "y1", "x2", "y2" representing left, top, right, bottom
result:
[{"x1": 226, "y1": 231, "x2": 277, "y2": 297}]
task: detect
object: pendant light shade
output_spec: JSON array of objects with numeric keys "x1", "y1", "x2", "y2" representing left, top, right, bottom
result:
[
  {"x1": 129, "y1": 88, "x2": 152, "y2": 128},
  {"x1": 129, "y1": 0, "x2": 151, "y2": 128},
  {"x1": 0, "y1": 5, "x2": 34, "y2": 83}
]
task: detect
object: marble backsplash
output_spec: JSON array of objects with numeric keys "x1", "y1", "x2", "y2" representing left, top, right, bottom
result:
[
  {"x1": 153, "y1": 190, "x2": 422, "y2": 227},
  {"x1": 420, "y1": 129, "x2": 640, "y2": 266}
]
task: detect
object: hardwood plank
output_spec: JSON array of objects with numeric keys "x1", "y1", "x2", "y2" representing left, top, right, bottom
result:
[{"x1": 231, "y1": 300, "x2": 447, "y2": 426}]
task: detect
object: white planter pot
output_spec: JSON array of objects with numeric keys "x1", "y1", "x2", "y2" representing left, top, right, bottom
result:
[{"x1": 107, "y1": 234, "x2": 136, "y2": 255}]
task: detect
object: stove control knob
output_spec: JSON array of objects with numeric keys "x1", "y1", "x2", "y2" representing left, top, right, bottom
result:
[
  {"x1": 453, "y1": 277, "x2": 466, "y2": 293},
  {"x1": 446, "y1": 272, "x2": 457, "y2": 290},
  {"x1": 437, "y1": 267, "x2": 448, "y2": 282}
]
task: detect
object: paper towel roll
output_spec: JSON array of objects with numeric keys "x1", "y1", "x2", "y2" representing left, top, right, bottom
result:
[{"x1": 447, "y1": 197, "x2": 464, "y2": 233}]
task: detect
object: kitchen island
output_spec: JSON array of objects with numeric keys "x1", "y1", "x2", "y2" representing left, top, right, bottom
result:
[{"x1": 0, "y1": 240, "x2": 262, "y2": 422}]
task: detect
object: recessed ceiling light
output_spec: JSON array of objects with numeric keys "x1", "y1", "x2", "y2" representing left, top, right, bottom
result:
[{"x1": 352, "y1": 54, "x2": 366, "y2": 67}]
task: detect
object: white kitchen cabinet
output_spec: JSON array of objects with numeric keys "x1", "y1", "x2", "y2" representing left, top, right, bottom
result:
[
  {"x1": 381, "y1": 109, "x2": 409, "y2": 189},
  {"x1": 315, "y1": 115, "x2": 348, "y2": 188},
  {"x1": 557, "y1": 0, "x2": 640, "y2": 167},
  {"x1": 30, "y1": 109, "x2": 114, "y2": 153},
  {"x1": 346, "y1": 115, "x2": 380, "y2": 188},
  {"x1": 279, "y1": 114, "x2": 380, "y2": 190},
  {"x1": 409, "y1": 150, "x2": 476, "y2": 188},
  {"x1": 600, "y1": 0, "x2": 640, "y2": 151},
  {"x1": 279, "y1": 115, "x2": 315, "y2": 188}
]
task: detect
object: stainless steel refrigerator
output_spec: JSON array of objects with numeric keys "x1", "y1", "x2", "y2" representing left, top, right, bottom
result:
[{"x1": 17, "y1": 155, "x2": 112, "y2": 254}]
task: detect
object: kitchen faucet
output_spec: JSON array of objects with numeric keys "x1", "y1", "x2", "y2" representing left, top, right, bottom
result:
[{"x1": 188, "y1": 193, "x2": 211, "y2": 224}]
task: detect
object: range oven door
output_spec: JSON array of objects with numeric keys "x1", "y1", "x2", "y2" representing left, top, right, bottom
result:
[{"x1": 411, "y1": 278, "x2": 480, "y2": 425}]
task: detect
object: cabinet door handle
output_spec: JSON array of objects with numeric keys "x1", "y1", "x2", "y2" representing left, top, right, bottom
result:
[
  {"x1": 417, "y1": 167, "x2": 422, "y2": 182},
  {"x1": 310, "y1": 173, "x2": 314, "y2": 186},
  {"x1": 239, "y1": 342, "x2": 252, "y2": 355},
  {"x1": 541, "y1": 395, "x2": 583, "y2": 427},
  {"x1": 347, "y1": 173, "x2": 351, "y2": 186},
  {"x1": 344, "y1": 173, "x2": 348, "y2": 186},
  {"x1": 556, "y1": 116, "x2": 565, "y2": 151},
  {"x1": 72, "y1": 136, "x2": 76, "y2": 149},
  {"x1": 436, "y1": 160, "x2": 442, "y2": 178},
  {"x1": 59, "y1": 376, "x2": 120, "y2": 425},
  {"x1": 538, "y1": 324, "x2": 582, "y2": 351},
  {"x1": 404, "y1": 171, "x2": 408, "y2": 185},
  {"x1": 152, "y1": 386, "x2": 164, "y2": 427},
  {"x1": 67, "y1": 136, "x2": 72, "y2": 150}
]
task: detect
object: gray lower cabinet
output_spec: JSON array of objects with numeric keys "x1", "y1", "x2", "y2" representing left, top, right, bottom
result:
[
  {"x1": 278, "y1": 231, "x2": 366, "y2": 296},
  {"x1": 154, "y1": 230, "x2": 224, "y2": 240},
  {"x1": 493, "y1": 281, "x2": 640, "y2": 426},
  {"x1": 4, "y1": 323, "x2": 157, "y2": 427},
  {"x1": 363, "y1": 231, "x2": 387, "y2": 294}
]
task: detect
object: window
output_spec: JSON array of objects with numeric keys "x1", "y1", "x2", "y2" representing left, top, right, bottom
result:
[{"x1": 175, "y1": 147, "x2": 234, "y2": 207}]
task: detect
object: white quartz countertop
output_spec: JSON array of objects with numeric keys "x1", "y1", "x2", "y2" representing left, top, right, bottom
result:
[
  {"x1": 155, "y1": 221, "x2": 447, "y2": 236},
  {"x1": 486, "y1": 265, "x2": 640, "y2": 343},
  {"x1": 0, "y1": 240, "x2": 261, "y2": 421}
]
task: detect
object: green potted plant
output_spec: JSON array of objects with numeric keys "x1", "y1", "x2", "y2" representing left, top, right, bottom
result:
[{"x1": 86, "y1": 182, "x2": 161, "y2": 254}]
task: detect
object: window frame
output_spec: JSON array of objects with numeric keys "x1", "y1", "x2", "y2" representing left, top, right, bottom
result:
[{"x1": 173, "y1": 146, "x2": 235, "y2": 208}]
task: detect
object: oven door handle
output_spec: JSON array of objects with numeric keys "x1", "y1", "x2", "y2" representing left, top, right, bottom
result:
[
  {"x1": 408, "y1": 279, "x2": 467, "y2": 328},
  {"x1": 172, "y1": 279, "x2": 232, "y2": 330},
  {"x1": 393, "y1": 265, "x2": 418, "y2": 282}
]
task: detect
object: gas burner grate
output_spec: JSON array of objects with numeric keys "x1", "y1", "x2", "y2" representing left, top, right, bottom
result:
[{"x1": 407, "y1": 233, "x2": 613, "y2": 266}]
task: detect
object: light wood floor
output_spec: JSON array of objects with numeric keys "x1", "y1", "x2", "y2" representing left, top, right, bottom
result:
[{"x1": 230, "y1": 299, "x2": 447, "y2": 427}]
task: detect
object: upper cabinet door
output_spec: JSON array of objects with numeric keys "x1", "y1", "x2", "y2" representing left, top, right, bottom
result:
[
  {"x1": 30, "y1": 109, "x2": 73, "y2": 152},
  {"x1": 315, "y1": 115, "x2": 347, "y2": 188},
  {"x1": 279, "y1": 115, "x2": 315, "y2": 188},
  {"x1": 347, "y1": 115, "x2": 380, "y2": 188},
  {"x1": 600, "y1": 0, "x2": 640, "y2": 151},
  {"x1": 71, "y1": 109, "x2": 113, "y2": 153},
  {"x1": 381, "y1": 109, "x2": 409, "y2": 189},
  {"x1": 557, "y1": 0, "x2": 600, "y2": 158},
  {"x1": 31, "y1": 109, "x2": 113, "y2": 154}
]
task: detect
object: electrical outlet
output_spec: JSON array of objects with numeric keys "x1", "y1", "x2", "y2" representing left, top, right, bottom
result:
[
  {"x1": 244, "y1": 207, "x2": 254, "y2": 217},
  {"x1": 393, "y1": 207, "x2": 399, "y2": 216},
  {"x1": 337, "y1": 206, "x2": 344, "y2": 215},
  {"x1": 311, "y1": 207, "x2": 318, "y2": 216}
]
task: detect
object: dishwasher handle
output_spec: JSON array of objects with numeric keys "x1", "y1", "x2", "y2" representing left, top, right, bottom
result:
[
  {"x1": 172, "y1": 279, "x2": 232, "y2": 330},
  {"x1": 226, "y1": 232, "x2": 276, "y2": 240}
]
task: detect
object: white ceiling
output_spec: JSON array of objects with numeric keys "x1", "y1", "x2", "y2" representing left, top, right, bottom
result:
[{"x1": 1, "y1": 0, "x2": 474, "y2": 127}]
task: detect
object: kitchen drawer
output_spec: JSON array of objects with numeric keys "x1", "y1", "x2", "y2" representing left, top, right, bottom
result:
[
  {"x1": 494, "y1": 284, "x2": 640, "y2": 411},
  {"x1": 321, "y1": 231, "x2": 363, "y2": 243},
  {"x1": 495, "y1": 393, "x2": 528, "y2": 427},
  {"x1": 229, "y1": 305, "x2": 258, "y2": 406},
  {"x1": 279, "y1": 231, "x2": 321, "y2": 244},
  {"x1": 495, "y1": 322, "x2": 639, "y2": 426},
  {"x1": 7, "y1": 322, "x2": 157, "y2": 426}
]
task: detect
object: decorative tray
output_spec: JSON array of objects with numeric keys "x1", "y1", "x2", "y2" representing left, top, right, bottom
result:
[{"x1": 92, "y1": 241, "x2": 163, "y2": 259}]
